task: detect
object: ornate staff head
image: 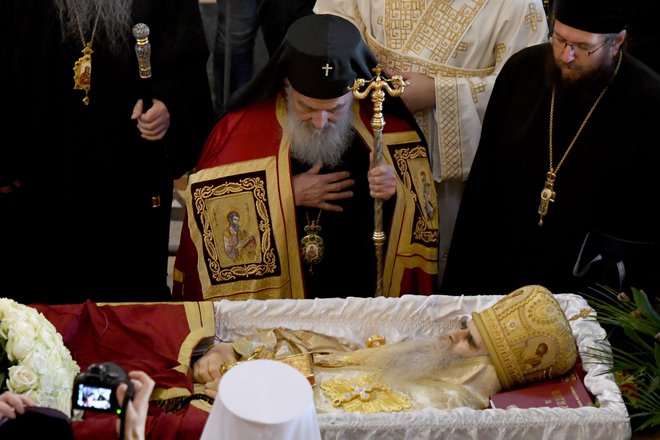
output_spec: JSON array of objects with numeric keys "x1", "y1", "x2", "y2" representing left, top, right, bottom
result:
[
  {"x1": 348, "y1": 65, "x2": 406, "y2": 133},
  {"x1": 132, "y1": 23, "x2": 152, "y2": 79}
]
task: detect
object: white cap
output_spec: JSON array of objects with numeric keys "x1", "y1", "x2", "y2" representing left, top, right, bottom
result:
[{"x1": 201, "y1": 359, "x2": 321, "y2": 440}]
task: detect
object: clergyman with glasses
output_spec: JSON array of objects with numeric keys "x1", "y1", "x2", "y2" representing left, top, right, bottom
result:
[{"x1": 441, "y1": 0, "x2": 660, "y2": 304}]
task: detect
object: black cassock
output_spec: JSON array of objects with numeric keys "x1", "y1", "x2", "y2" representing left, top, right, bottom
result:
[
  {"x1": 0, "y1": 0, "x2": 215, "y2": 303},
  {"x1": 441, "y1": 44, "x2": 660, "y2": 300}
]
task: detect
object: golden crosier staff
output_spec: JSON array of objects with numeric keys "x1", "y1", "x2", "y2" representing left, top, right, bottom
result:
[{"x1": 348, "y1": 65, "x2": 406, "y2": 296}]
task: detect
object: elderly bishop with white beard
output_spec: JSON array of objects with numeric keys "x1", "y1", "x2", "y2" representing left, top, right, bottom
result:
[{"x1": 173, "y1": 14, "x2": 438, "y2": 301}]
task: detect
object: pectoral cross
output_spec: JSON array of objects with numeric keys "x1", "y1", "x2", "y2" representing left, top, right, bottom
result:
[
  {"x1": 333, "y1": 383, "x2": 381, "y2": 407},
  {"x1": 538, "y1": 171, "x2": 556, "y2": 226}
]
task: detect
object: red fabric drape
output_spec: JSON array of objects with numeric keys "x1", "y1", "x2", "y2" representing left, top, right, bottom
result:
[{"x1": 33, "y1": 301, "x2": 215, "y2": 440}]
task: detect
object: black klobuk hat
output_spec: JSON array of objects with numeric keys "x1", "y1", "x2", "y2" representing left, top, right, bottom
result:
[
  {"x1": 553, "y1": 0, "x2": 631, "y2": 34},
  {"x1": 228, "y1": 14, "x2": 377, "y2": 109}
]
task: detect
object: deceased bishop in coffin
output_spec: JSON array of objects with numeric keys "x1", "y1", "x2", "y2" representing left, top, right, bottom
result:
[{"x1": 193, "y1": 285, "x2": 577, "y2": 413}]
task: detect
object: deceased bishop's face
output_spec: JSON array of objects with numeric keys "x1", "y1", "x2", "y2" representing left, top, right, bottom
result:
[{"x1": 447, "y1": 316, "x2": 489, "y2": 358}]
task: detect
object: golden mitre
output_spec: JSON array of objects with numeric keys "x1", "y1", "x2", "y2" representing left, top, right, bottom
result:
[{"x1": 472, "y1": 285, "x2": 577, "y2": 390}]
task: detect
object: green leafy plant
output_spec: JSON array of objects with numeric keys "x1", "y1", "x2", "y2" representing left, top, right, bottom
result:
[{"x1": 581, "y1": 285, "x2": 660, "y2": 432}]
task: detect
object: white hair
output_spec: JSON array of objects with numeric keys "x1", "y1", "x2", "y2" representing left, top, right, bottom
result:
[{"x1": 55, "y1": 0, "x2": 133, "y2": 55}]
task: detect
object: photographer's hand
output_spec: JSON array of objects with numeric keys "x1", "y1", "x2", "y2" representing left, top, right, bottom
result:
[
  {"x1": 116, "y1": 370, "x2": 154, "y2": 440},
  {"x1": 0, "y1": 392, "x2": 34, "y2": 419}
]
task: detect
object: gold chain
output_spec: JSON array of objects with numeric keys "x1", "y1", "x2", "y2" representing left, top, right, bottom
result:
[
  {"x1": 75, "y1": 4, "x2": 101, "y2": 50},
  {"x1": 538, "y1": 51, "x2": 622, "y2": 226},
  {"x1": 305, "y1": 209, "x2": 323, "y2": 226},
  {"x1": 548, "y1": 58, "x2": 621, "y2": 174}
]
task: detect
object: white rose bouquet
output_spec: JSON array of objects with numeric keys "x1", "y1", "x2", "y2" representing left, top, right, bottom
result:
[{"x1": 0, "y1": 298, "x2": 80, "y2": 416}]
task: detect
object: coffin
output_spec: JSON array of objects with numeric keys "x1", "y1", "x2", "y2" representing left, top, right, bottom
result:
[
  {"x1": 214, "y1": 293, "x2": 631, "y2": 440},
  {"x1": 35, "y1": 293, "x2": 630, "y2": 440}
]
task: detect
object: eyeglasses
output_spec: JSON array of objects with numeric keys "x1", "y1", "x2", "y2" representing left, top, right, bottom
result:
[{"x1": 551, "y1": 33, "x2": 607, "y2": 57}]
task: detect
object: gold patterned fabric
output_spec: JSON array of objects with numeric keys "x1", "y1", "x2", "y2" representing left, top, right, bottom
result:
[
  {"x1": 315, "y1": 0, "x2": 549, "y2": 184},
  {"x1": 472, "y1": 285, "x2": 577, "y2": 390},
  {"x1": 314, "y1": 353, "x2": 499, "y2": 412}
]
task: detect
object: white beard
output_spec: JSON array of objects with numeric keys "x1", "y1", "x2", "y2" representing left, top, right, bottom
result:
[
  {"x1": 314, "y1": 331, "x2": 500, "y2": 411},
  {"x1": 345, "y1": 337, "x2": 463, "y2": 383},
  {"x1": 55, "y1": 0, "x2": 133, "y2": 55},
  {"x1": 284, "y1": 88, "x2": 355, "y2": 168}
]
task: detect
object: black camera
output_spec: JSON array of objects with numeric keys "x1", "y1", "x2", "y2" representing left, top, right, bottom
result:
[{"x1": 71, "y1": 362, "x2": 133, "y2": 415}]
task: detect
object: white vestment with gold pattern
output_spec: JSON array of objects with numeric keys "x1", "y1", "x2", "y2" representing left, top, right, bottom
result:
[{"x1": 313, "y1": 0, "x2": 549, "y2": 283}]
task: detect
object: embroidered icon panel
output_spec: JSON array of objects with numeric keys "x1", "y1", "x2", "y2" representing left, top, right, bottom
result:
[
  {"x1": 189, "y1": 169, "x2": 280, "y2": 285},
  {"x1": 387, "y1": 140, "x2": 439, "y2": 247}
]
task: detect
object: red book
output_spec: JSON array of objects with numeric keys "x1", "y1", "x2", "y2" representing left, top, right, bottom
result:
[{"x1": 489, "y1": 365, "x2": 594, "y2": 409}]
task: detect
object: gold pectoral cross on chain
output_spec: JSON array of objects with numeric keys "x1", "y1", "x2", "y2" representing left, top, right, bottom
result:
[
  {"x1": 333, "y1": 383, "x2": 381, "y2": 407},
  {"x1": 537, "y1": 171, "x2": 556, "y2": 226}
]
